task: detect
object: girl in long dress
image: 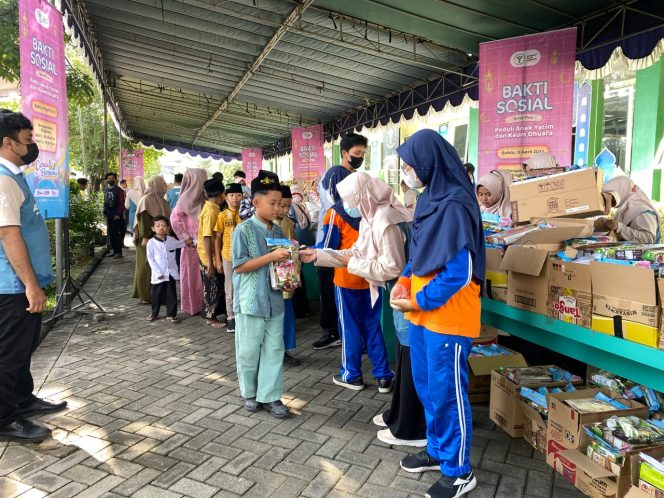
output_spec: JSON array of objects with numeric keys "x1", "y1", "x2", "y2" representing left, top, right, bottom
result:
[
  {"x1": 170, "y1": 168, "x2": 208, "y2": 315},
  {"x1": 133, "y1": 176, "x2": 170, "y2": 303}
]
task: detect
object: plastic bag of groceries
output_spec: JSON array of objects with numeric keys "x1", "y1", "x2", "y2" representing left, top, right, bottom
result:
[{"x1": 266, "y1": 238, "x2": 301, "y2": 292}]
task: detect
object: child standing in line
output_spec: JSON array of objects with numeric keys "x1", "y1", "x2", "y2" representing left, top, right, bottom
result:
[
  {"x1": 214, "y1": 182, "x2": 243, "y2": 333},
  {"x1": 275, "y1": 185, "x2": 299, "y2": 367},
  {"x1": 232, "y1": 170, "x2": 291, "y2": 419},
  {"x1": 198, "y1": 179, "x2": 226, "y2": 328},
  {"x1": 146, "y1": 216, "x2": 185, "y2": 323}
]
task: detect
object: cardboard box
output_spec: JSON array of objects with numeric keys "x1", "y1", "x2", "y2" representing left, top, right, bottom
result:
[
  {"x1": 551, "y1": 441, "x2": 664, "y2": 498},
  {"x1": 591, "y1": 262, "x2": 660, "y2": 328},
  {"x1": 546, "y1": 388, "x2": 649, "y2": 466},
  {"x1": 547, "y1": 260, "x2": 593, "y2": 328},
  {"x1": 627, "y1": 486, "x2": 656, "y2": 498},
  {"x1": 489, "y1": 366, "x2": 583, "y2": 438},
  {"x1": 468, "y1": 347, "x2": 527, "y2": 404},
  {"x1": 520, "y1": 401, "x2": 547, "y2": 454},
  {"x1": 524, "y1": 220, "x2": 594, "y2": 252},
  {"x1": 592, "y1": 315, "x2": 659, "y2": 349},
  {"x1": 485, "y1": 247, "x2": 507, "y2": 302},
  {"x1": 510, "y1": 168, "x2": 604, "y2": 223},
  {"x1": 500, "y1": 246, "x2": 550, "y2": 315}
]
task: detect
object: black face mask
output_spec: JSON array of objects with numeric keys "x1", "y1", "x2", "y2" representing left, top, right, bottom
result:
[
  {"x1": 12, "y1": 141, "x2": 39, "y2": 165},
  {"x1": 107, "y1": 180, "x2": 116, "y2": 187},
  {"x1": 348, "y1": 155, "x2": 364, "y2": 169}
]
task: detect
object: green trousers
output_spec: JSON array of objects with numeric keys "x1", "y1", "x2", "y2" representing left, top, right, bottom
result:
[{"x1": 235, "y1": 312, "x2": 285, "y2": 403}]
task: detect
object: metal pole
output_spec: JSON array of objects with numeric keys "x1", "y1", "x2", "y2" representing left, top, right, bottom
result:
[
  {"x1": 103, "y1": 99, "x2": 108, "y2": 171},
  {"x1": 55, "y1": 219, "x2": 63, "y2": 305}
]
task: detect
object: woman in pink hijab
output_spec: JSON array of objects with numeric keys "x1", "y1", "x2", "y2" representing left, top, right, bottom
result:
[{"x1": 170, "y1": 168, "x2": 208, "y2": 316}]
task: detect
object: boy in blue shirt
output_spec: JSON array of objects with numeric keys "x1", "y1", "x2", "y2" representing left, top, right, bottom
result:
[{"x1": 232, "y1": 170, "x2": 291, "y2": 419}]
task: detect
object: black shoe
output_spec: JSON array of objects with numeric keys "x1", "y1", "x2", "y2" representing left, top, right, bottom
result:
[
  {"x1": 264, "y1": 400, "x2": 290, "y2": 419},
  {"x1": 426, "y1": 471, "x2": 477, "y2": 498},
  {"x1": 284, "y1": 352, "x2": 300, "y2": 367},
  {"x1": 377, "y1": 378, "x2": 393, "y2": 394},
  {"x1": 332, "y1": 375, "x2": 365, "y2": 391},
  {"x1": 312, "y1": 332, "x2": 341, "y2": 350},
  {"x1": 106, "y1": 252, "x2": 116, "y2": 258},
  {"x1": 113, "y1": 253, "x2": 123, "y2": 259},
  {"x1": 244, "y1": 398, "x2": 261, "y2": 413},
  {"x1": 227, "y1": 318, "x2": 236, "y2": 333},
  {"x1": 400, "y1": 450, "x2": 441, "y2": 473},
  {"x1": 0, "y1": 417, "x2": 51, "y2": 443},
  {"x1": 17, "y1": 398, "x2": 68, "y2": 418}
]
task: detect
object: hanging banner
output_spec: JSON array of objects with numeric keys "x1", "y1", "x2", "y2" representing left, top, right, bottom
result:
[
  {"x1": 291, "y1": 124, "x2": 324, "y2": 181},
  {"x1": 242, "y1": 147, "x2": 262, "y2": 181},
  {"x1": 120, "y1": 149, "x2": 144, "y2": 187},
  {"x1": 19, "y1": 0, "x2": 69, "y2": 218},
  {"x1": 478, "y1": 27, "x2": 577, "y2": 177}
]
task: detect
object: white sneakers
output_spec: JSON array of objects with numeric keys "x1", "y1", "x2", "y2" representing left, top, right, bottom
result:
[{"x1": 377, "y1": 428, "x2": 428, "y2": 448}]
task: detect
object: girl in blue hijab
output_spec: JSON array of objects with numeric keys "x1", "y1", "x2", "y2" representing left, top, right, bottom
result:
[{"x1": 390, "y1": 129, "x2": 484, "y2": 498}]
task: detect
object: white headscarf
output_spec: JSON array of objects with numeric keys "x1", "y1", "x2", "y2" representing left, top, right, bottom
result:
[
  {"x1": 337, "y1": 172, "x2": 412, "y2": 304},
  {"x1": 126, "y1": 176, "x2": 145, "y2": 205},
  {"x1": 525, "y1": 152, "x2": 557, "y2": 170}
]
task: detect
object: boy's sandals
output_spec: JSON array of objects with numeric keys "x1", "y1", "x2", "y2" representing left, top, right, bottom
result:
[
  {"x1": 147, "y1": 315, "x2": 156, "y2": 321},
  {"x1": 205, "y1": 319, "x2": 225, "y2": 329},
  {"x1": 167, "y1": 317, "x2": 181, "y2": 324}
]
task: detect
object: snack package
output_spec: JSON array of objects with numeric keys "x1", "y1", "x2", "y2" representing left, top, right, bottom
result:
[{"x1": 266, "y1": 238, "x2": 301, "y2": 292}]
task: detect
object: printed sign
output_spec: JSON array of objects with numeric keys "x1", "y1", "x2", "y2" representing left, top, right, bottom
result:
[
  {"x1": 19, "y1": 0, "x2": 69, "y2": 218},
  {"x1": 478, "y1": 28, "x2": 577, "y2": 177},
  {"x1": 242, "y1": 147, "x2": 262, "y2": 181},
  {"x1": 120, "y1": 149, "x2": 144, "y2": 187},
  {"x1": 291, "y1": 124, "x2": 324, "y2": 181}
]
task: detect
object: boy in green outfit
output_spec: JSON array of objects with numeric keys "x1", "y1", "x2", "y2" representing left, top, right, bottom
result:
[{"x1": 232, "y1": 170, "x2": 291, "y2": 419}]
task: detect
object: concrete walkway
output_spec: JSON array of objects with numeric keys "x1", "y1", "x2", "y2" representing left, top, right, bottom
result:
[{"x1": 0, "y1": 249, "x2": 583, "y2": 498}]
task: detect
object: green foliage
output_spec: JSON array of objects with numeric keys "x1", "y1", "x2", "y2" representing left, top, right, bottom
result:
[{"x1": 139, "y1": 147, "x2": 165, "y2": 179}]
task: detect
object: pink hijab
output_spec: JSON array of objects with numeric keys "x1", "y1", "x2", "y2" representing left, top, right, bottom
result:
[
  {"x1": 337, "y1": 172, "x2": 412, "y2": 303},
  {"x1": 476, "y1": 170, "x2": 512, "y2": 219},
  {"x1": 176, "y1": 168, "x2": 208, "y2": 217}
]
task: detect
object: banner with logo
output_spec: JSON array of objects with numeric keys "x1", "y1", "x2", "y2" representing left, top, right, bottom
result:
[
  {"x1": 478, "y1": 27, "x2": 576, "y2": 177},
  {"x1": 291, "y1": 124, "x2": 324, "y2": 181},
  {"x1": 120, "y1": 149, "x2": 144, "y2": 187},
  {"x1": 19, "y1": 0, "x2": 69, "y2": 218},
  {"x1": 242, "y1": 147, "x2": 262, "y2": 181}
]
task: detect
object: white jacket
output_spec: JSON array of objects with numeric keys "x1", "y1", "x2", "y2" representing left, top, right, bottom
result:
[{"x1": 147, "y1": 236, "x2": 185, "y2": 284}]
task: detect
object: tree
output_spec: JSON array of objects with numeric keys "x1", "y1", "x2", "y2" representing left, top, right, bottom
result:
[{"x1": 138, "y1": 147, "x2": 164, "y2": 180}]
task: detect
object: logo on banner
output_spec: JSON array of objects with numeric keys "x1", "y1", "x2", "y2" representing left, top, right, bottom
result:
[
  {"x1": 510, "y1": 49, "x2": 540, "y2": 68},
  {"x1": 302, "y1": 131, "x2": 313, "y2": 139},
  {"x1": 35, "y1": 8, "x2": 49, "y2": 28}
]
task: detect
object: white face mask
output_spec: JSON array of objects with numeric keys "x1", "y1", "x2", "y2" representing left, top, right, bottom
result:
[{"x1": 403, "y1": 169, "x2": 423, "y2": 189}]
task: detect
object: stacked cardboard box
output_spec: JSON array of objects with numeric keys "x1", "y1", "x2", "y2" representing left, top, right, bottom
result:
[
  {"x1": 489, "y1": 366, "x2": 583, "y2": 438},
  {"x1": 509, "y1": 168, "x2": 604, "y2": 224}
]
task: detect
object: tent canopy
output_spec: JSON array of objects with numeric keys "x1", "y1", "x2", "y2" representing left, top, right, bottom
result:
[{"x1": 63, "y1": 0, "x2": 664, "y2": 158}]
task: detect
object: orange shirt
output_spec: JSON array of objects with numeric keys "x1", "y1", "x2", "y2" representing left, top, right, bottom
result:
[
  {"x1": 321, "y1": 209, "x2": 368, "y2": 290},
  {"x1": 398, "y1": 273, "x2": 481, "y2": 338}
]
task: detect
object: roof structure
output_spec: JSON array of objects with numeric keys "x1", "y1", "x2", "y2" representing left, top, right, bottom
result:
[{"x1": 62, "y1": 0, "x2": 664, "y2": 158}]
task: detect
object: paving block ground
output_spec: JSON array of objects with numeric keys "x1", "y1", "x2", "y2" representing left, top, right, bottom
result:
[{"x1": 1, "y1": 248, "x2": 583, "y2": 497}]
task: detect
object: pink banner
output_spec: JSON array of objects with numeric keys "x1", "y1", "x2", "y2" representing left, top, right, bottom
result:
[
  {"x1": 120, "y1": 149, "x2": 144, "y2": 187},
  {"x1": 242, "y1": 147, "x2": 262, "y2": 181},
  {"x1": 19, "y1": 0, "x2": 68, "y2": 218},
  {"x1": 291, "y1": 124, "x2": 324, "y2": 181},
  {"x1": 478, "y1": 27, "x2": 577, "y2": 177}
]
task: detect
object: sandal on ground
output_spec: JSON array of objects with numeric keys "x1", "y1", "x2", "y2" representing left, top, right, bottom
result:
[
  {"x1": 139, "y1": 300, "x2": 150, "y2": 305},
  {"x1": 205, "y1": 320, "x2": 225, "y2": 329},
  {"x1": 167, "y1": 317, "x2": 181, "y2": 324},
  {"x1": 146, "y1": 315, "x2": 157, "y2": 321}
]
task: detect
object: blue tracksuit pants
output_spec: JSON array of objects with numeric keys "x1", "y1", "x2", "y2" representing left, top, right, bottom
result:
[
  {"x1": 335, "y1": 286, "x2": 393, "y2": 382},
  {"x1": 410, "y1": 324, "x2": 473, "y2": 477},
  {"x1": 283, "y1": 299, "x2": 296, "y2": 351}
]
